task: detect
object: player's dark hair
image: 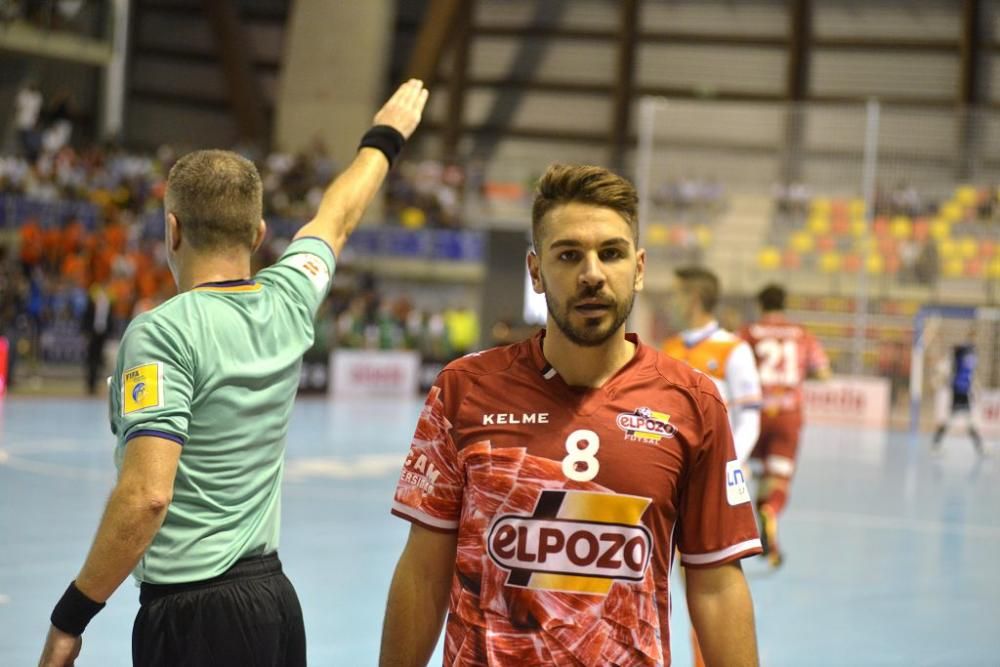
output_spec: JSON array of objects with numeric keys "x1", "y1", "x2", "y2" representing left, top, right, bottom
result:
[
  {"x1": 165, "y1": 149, "x2": 262, "y2": 251},
  {"x1": 674, "y1": 266, "x2": 719, "y2": 313},
  {"x1": 531, "y1": 164, "x2": 638, "y2": 251},
  {"x1": 758, "y1": 284, "x2": 786, "y2": 312}
]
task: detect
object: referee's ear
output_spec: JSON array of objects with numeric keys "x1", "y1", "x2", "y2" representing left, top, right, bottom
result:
[{"x1": 251, "y1": 219, "x2": 267, "y2": 254}]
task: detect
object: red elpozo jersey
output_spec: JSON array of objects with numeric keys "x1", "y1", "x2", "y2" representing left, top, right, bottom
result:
[{"x1": 392, "y1": 332, "x2": 762, "y2": 666}]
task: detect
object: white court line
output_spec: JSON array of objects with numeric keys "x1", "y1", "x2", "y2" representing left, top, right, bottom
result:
[
  {"x1": 791, "y1": 508, "x2": 1000, "y2": 539},
  {"x1": 284, "y1": 454, "x2": 404, "y2": 481},
  {"x1": 0, "y1": 452, "x2": 111, "y2": 481}
]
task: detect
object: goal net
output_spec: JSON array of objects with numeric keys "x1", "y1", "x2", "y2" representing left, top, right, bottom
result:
[{"x1": 909, "y1": 305, "x2": 1000, "y2": 434}]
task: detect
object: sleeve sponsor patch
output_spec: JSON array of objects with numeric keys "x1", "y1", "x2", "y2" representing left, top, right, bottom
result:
[
  {"x1": 725, "y1": 459, "x2": 751, "y2": 506},
  {"x1": 285, "y1": 252, "x2": 331, "y2": 293},
  {"x1": 122, "y1": 362, "x2": 163, "y2": 415}
]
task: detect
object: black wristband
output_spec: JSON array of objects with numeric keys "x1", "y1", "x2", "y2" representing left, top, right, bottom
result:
[
  {"x1": 358, "y1": 125, "x2": 406, "y2": 166},
  {"x1": 50, "y1": 581, "x2": 105, "y2": 636}
]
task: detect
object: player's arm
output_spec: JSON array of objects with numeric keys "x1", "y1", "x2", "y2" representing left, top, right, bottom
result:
[
  {"x1": 725, "y1": 342, "x2": 762, "y2": 463},
  {"x1": 685, "y1": 562, "x2": 759, "y2": 667},
  {"x1": 294, "y1": 79, "x2": 429, "y2": 255},
  {"x1": 39, "y1": 436, "x2": 180, "y2": 667},
  {"x1": 806, "y1": 333, "x2": 832, "y2": 380},
  {"x1": 379, "y1": 524, "x2": 457, "y2": 667}
]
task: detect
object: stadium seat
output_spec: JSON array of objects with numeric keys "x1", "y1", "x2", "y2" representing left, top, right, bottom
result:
[
  {"x1": 988, "y1": 257, "x2": 1000, "y2": 278},
  {"x1": 842, "y1": 253, "x2": 862, "y2": 273},
  {"x1": 955, "y1": 185, "x2": 977, "y2": 207},
  {"x1": 647, "y1": 223, "x2": 670, "y2": 246},
  {"x1": 808, "y1": 214, "x2": 831, "y2": 236},
  {"x1": 959, "y1": 237, "x2": 978, "y2": 259},
  {"x1": 866, "y1": 253, "x2": 884, "y2": 274},
  {"x1": 817, "y1": 235, "x2": 836, "y2": 253},
  {"x1": 930, "y1": 218, "x2": 950, "y2": 240},
  {"x1": 694, "y1": 225, "x2": 712, "y2": 248},
  {"x1": 819, "y1": 251, "x2": 841, "y2": 273},
  {"x1": 943, "y1": 258, "x2": 964, "y2": 278},
  {"x1": 850, "y1": 218, "x2": 867, "y2": 238},
  {"x1": 939, "y1": 239, "x2": 958, "y2": 259},
  {"x1": 890, "y1": 216, "x2": 912, "y2": 240},
  {"x1": 940, "y1": 200, "x2": 963, "y2": 223},
  {"x1": 790, "y1": 231, "x2": 815, "y2": 253},
  {"x1": 782, "y1": 249, "x2": 802, "y2": 269},
  {"x1": 872, "y1": 216, "x2": 889, "y2": 237},
  {"x1": 757, "y1": 247, "x2": 781, "y2": 270}
]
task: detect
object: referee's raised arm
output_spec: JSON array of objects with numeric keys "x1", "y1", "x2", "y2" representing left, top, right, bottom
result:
[{"x1": 295, "y1": 78, "x2": 429, "y2": 255}]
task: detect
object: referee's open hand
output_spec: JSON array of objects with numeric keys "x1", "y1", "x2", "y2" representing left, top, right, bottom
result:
[
  {"x1": 373, "y1": 79, "x2": 429, "y2": 140},
  {"x1": 38, "y1": 625, "x2": 81, "y2": 667}
]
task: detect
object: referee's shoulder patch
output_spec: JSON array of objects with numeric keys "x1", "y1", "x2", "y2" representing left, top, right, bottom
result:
[
  {"x1": 285, "y1": 252, "x2": 331, "y2": 293},
  {"x1": 122, "y1": 362, "x2": 163, "y2": 416}
]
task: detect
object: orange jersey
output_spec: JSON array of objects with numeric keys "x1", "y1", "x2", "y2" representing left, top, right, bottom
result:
[
  {"x1": 393, "y1": 332, "x2": 761, "y2": 666},
  {"x1": 739, "y1": 314, "x2": 829, "y2": 415}
]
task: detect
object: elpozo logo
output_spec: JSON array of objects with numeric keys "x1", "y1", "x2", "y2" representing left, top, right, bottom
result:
[
  {"x1": 486, "y1": 489, "x2": 653, "y2": 596},
  {"x1": 617, "y1": 406, "x2": 676, "y2": 443}
]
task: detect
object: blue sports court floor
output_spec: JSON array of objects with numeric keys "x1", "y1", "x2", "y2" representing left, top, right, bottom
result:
[{"x1": 1, "y1": 396, "x2": 998, "y2": 666}]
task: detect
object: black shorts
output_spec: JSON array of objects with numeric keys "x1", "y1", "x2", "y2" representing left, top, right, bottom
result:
[
  {"x1": 132, "y1": 553, "x2": 305, "y2": 667},
  {"x1": 952, "y1": 392, "x2": 971, "y2": 412}
]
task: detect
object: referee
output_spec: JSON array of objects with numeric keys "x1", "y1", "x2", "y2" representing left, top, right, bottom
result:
[{"x1": 38, "y1": 80, "x2": 429, "y2": 667}]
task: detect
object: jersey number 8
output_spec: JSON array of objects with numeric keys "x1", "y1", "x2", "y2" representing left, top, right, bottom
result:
[{"x1": 562, "y1": 429, "x2": 600, "y2": 482}]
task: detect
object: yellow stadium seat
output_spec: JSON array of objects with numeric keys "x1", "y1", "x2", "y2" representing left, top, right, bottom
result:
[
  {"x1": 939, "y1": 239, "x2": 958, "y2": 258},
  {"x1": 819, "y1": 252, "x2": 841, "y2": 273},
  {"x1": 940, "y1": 201, "x2": 963, "y2": 223},
  {"x1": 850, "y1": 218, "x2": 868, "y2": 238},
  {"x1": 930, "y1": 218, "x2": 950, "y2": 240},
  {"x1": 890, "y1": 216, "x2": 912, "y2": 239},
  {"x1": 790, "y1": 231, "x2": 815, "y2": 253},
  {"x1": 808, "y1": 215, "x2": 831, "y2": 235},
  {"x1": 955, "y1": 185, "x2": 977, "y2": 207},
  {"x1": 400, "y1": 206, "x2": 427, "y2": 229},
  {"x1": 959, "y1": 237, "x2": 978, "y2": 259},
  {"x1": 988, "y1": 257, "x2": 1000, "y2": 279},
  {"x1": 757, "y1": 247, "x2": 781, "y2": 270},
  {"x1": 942, "y1": 258, "x2": 964, "y2": 278},
  {"x1": 810, "y1": 198, "x2": 832, "y2": 217},
  {"x1": 849, "y1": 199, "x2": 866, "y2": 218},
  {"x1": 648, "y1": 223, "x2": 669, "y2": 246},
  {"x1": 694, "y1": 225, "x2": 712, "y2": 248}
]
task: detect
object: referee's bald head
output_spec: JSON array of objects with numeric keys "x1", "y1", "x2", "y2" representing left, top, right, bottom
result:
[{"x1": 165, "y1": 150, "x2": 263, "y2": 252}]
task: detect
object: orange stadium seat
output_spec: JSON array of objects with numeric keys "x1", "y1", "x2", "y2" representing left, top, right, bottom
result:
[{"x1": 782, "y1": 249, "x2": 802, "y2": 269}]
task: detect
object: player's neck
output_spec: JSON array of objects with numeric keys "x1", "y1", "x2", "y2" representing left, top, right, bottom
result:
[
  {"x1": 687, "y1": 312, "x2": 715, "y2": 332},
  {"x1": 542, "y1": 326, "x2": 636, "y2": 388},
  {"x1": 175, "y1": 251, "x2": 253, "y2": 292}
]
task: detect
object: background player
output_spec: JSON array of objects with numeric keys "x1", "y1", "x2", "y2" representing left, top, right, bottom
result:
[
  {"x1": 740, "y1": 284, "x2": 830, "y2": 568},
  {"x1": 380, "y1": 164, "x2": 762, "y2": 666},
  {"x1": 662, "y1": 265, "x2": 762, "y2": 667},
  {"x1": 931, "y1": 327, "x2": 986, "y2": 456},
  {"x1": 38, "y1": 81, "x2": 428, "y2": 667},
  {"x1": 663, "y1": 266, "x2": 762, "y2": 464}
]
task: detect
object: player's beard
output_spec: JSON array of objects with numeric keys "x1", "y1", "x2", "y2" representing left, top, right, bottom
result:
[{"x1": 543, "y1": 278, "x2": 635, "y2": 347}]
